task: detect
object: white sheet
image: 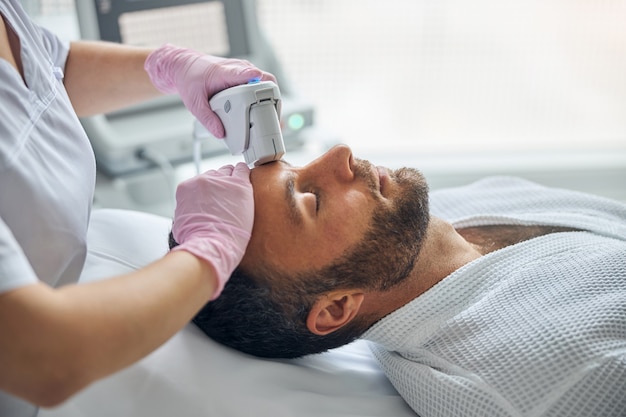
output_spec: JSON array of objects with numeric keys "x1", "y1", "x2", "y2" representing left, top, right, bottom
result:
[{"x1": 39, "y1": 208, "x2": 416, "y2": 417}]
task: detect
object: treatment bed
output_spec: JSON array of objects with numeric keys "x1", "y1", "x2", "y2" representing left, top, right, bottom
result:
[{"x1": 38, "y1": 208, "x2": 417, "y2": 417}]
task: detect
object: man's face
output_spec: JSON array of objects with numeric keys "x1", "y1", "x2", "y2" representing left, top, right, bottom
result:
[{"x1": 240, "y1": 145, "x2": 429, "y2": 284}]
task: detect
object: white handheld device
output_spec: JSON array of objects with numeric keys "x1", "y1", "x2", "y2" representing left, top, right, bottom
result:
[{"x1": 209, "y1": 79, "x2": 285, "y2": 166}]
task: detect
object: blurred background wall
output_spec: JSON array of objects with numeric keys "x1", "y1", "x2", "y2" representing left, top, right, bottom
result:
[{"x1": 258, "y1": 1, "x2": 626, "y2": 154}]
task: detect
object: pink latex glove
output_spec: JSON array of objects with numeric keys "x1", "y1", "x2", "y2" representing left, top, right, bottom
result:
[
  {"x1": 144, "y1": 43, "x2": 277, "y2": 138},
  {"x1": 171, "y1": 163, "x2": 254, "y2": 300}
]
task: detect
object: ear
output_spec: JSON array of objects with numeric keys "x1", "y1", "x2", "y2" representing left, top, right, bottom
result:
[{"x1": 306, "y1": 290, "x2": 365, "y2": 336}]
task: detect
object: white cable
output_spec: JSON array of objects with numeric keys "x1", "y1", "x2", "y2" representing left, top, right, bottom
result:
[
  {"x1": 193, "y1": 135, "x2": 202, "y2": 175},
  {"x1": 192, "y1": 119, "x2": 207, "y2": 175},
  {"x1": 136, "y1": 147, "x2": 176, "y2": 214}
]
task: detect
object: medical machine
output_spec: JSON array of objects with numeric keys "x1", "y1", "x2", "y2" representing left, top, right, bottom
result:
[
  {"x1": 206, "y1": 79, "x2": 285, "y2": 166},
  {"x1": 74, "y1": 0, "x2": 313, "y2": 177}
]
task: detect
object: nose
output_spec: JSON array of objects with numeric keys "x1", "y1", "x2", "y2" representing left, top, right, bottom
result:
[{"x1": 306, "y1": 144, "x2": 354, "y2": 183}]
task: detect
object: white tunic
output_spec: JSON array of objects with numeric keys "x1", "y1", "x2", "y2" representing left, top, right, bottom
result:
[
  {"x1": 0, "y1": 0, "x2": 95, "y2": 292},
  {"x1": 364, "y1": 177, "x2": 626, "y2": 417},
  {"x1": 0, "y1": 0, "x2": 96, "y2": 415}
]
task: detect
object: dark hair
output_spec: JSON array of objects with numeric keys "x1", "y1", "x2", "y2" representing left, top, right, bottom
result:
[
  {"x1": 170, "y1": 231, "x2": 379, "y2": 358},
  {"x1": 192, "y1": 264, "x2": 376, "y2": 358}
]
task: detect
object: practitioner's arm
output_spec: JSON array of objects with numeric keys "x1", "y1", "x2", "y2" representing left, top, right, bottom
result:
[
  {"x1": 0, "y1": 250, "x2": 215, "y2": 407},
  {"x1": 63, "y1": 41, "x2": 276, "y2": 137},
  {"x1": 0, "y1": 163, "x2": 253, "y2": 407}
]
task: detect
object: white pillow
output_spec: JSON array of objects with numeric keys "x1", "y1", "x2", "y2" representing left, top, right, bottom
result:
[{"x1": 39, "y1": 209, "x2": 416, "y2": 417}]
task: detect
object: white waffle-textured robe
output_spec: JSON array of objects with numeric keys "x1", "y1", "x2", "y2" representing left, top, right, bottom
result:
[{"x1": 364, "y1": 177, "x2": 626, "y2": 417}]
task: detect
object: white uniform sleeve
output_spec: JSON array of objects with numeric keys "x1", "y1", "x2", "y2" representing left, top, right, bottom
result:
[
  {"x1": 37, "y1": 23, "x2": 70, "y2": 70},
  {"x1": 0, "y1": 217, "x2": 39, "y2": 294}
]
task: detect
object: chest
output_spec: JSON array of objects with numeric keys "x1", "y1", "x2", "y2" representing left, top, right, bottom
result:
[{"x1": 456, "y1": 224, "x2": 583, "y2": 254}]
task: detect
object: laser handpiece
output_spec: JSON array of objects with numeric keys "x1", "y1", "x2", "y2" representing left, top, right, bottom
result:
[{"x1": 209, "y1": 80, "x2": 285, "y2": 167}]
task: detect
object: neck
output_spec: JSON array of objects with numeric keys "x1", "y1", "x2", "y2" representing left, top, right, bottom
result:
[{"x1": 363, "y1": 216, "x2": 482, "y2": 319}]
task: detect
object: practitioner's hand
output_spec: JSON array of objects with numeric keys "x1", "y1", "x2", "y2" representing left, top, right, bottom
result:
[
  {"x1": 144, "y1": 43, "x2": 276, "y2": 138},
  {"x1": 171, "y1": 163, "x2": 254, "y2": 299}
]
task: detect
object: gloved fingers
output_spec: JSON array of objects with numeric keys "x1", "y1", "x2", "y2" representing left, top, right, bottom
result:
[
  {"x1": 208, "y1": 59, "x2": 263, "y2": 90},
  {"x1": 216, "y1": 164, "x2": 235, "y2": 175},
  {"x1": 187, "y1": 95, "x2": 226, "y2": 139},
  {"x1": 200, "y1": 164, "x2": 247, "y2": 178},
  {"x1": 190, "y1": 172, "x2": 249, "y2": 196},
  {"x1": 175, "y1": 164, "x2": 252, "y2": 209},
  {"x1": 232, "y1": 66, "x2": 264, "y2": 85},
  {"x1": 258, "y1": 70, "x2": 278, "y2": 84},
  {"x1": 228, "y1": 59, "x2": 275, "y2": 84},
  {"x1": 173, "y1": 212, "x2": 249, "y2": 239},
  {"x1": 200, "y1": 112, "x2": 225, "y2": 138},
  {"x1": 181, "y1": 163, "x2": 245, "y2": 184},
  {"x1": 232, "y1": 162, "x2": 251, "y2": 178},
  {"x1": 196, "y1": 164, "x2": 249, "y2": 182}
]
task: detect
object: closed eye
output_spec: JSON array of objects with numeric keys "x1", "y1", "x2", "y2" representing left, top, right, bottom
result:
[
  {"x1": 311, "y1": 190, "x2": 320, "y2": 213},
  {"x1": 304, "y1": 189, "x2": 320, "y2": 214}
]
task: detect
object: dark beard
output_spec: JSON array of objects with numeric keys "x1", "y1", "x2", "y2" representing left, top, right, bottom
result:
[
  {"x1": 363, "y1": 166, "x2": 430, "y2": 290},
  {"x1": 300, "y1": 164, "x2": 430, "y2": 294}
]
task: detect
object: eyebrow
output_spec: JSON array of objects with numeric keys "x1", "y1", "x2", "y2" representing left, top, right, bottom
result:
[{"x1": 285, "y1": 171, "x2": 303, "y2": 226}]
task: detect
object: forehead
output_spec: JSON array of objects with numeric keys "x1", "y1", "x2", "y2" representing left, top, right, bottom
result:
[{"x1": 241, "y1": 160, "x2": 373, "y2": 275}]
